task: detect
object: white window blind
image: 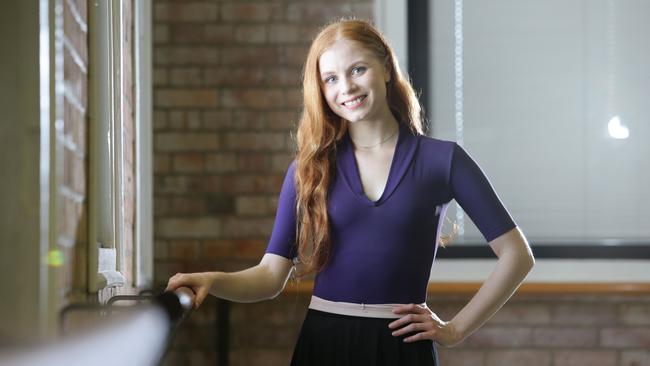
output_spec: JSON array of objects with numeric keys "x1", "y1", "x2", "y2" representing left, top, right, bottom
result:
[{"x1": 430, "y1": 0, "x2": 650, "y2": 244}]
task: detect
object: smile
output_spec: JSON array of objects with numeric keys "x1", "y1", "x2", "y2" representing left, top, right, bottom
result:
[{"x1": 341, "y1": 95, "x2": 367, "y2": 108}]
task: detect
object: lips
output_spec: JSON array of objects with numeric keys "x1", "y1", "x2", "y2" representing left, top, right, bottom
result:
[{"x1": 341, "y1": 95, "x2": 367, "y2": 108}]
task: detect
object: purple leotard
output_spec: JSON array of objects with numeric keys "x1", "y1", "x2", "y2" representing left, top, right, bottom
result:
[{"x1": 265, "y1": 123, "x2": 516, "y2": 304}]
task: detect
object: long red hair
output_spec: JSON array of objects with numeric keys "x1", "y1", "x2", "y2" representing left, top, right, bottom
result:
[{"x1": 294, "y1": 19, "x2": 425, "y2": 275}]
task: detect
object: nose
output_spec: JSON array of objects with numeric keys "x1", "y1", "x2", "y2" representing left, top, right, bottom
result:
[{"x1": 340, "y1": 76, "x2": 357, "y2": 94}]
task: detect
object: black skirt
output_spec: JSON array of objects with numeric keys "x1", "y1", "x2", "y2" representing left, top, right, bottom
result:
[{"x1": 290, "y1": 309, "x2": 439, "y2": 366}]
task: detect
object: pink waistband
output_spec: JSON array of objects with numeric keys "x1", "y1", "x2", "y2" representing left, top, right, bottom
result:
[{"x1": 308, "y1": 296, "x2": 424, "y2": 319}]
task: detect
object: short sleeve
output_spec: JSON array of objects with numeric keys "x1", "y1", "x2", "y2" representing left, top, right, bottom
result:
[
  {"x1": 265, "y1": 160, "x2": 298, "y2": 259},
  {"x1": 449, "y1": 144, "x2": 516, "y2": 242}
]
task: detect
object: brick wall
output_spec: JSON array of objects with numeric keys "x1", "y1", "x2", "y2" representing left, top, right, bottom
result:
[
  {"x1": 152, "y1": 1, "x2": 372, "y2": 364},
  {"x1": 60, "y1": 0, "x2": 89, "y2": 302},
  {"x1": 60, "y1": 0, "x2": 137, "y2": 302},
  {"x1": 151, "y1": 1, "x2": 650, "y2": 366}
]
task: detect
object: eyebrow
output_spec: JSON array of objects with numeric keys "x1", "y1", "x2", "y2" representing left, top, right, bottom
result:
[{"x1": 320, "y1": 60, "x2": 369, "y2": 77}]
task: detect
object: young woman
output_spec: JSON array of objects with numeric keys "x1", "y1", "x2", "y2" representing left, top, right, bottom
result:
[{"x1": 167, "y1": 19, "x2": 535, "y2": 365}]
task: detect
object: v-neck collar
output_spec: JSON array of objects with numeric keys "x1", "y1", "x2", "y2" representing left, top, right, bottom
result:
[{"x1": 337, "y1": 123, "x2": 419, "y2": 207}]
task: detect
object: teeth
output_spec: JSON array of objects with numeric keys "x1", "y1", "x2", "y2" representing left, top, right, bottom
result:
[{"x1": 343, "y1": 95, "x2": 365, "y2": 107}]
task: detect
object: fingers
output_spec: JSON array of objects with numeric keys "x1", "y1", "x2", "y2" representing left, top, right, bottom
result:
[
  {"x1": 165, "y1": 273, "x2": 184, "y2": 292},
  {"x1": 390, "y1": 321, "x2": 426, "y2": 337},
  {"x1": 404, "y1": 330, "x2": 435, "y2": 343},
  {"x1": 392, "y1": 303, "x2": 428, "y2": 315},
  {"x1": 388, "y1": 303, "x2": 444, "y2": 343},
  {"x1": 388, "y1": 313, "x2": 426, "y2": 330}
]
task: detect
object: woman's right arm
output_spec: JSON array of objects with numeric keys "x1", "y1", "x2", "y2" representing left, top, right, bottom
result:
[
  {"x1": 167, "y1": 161, "x2": 299, "y2": 309},
  {"x1": 166, "y1": 253, "x2": 294, "y2": 309}
]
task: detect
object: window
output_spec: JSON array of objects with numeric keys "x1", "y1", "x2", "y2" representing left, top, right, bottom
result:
[
  {"x1": 89, "y1": 0, "x2": 152, "y2": 297},
  {"x1": 376, "y1": 0, "x2": 650, "y2": 283}
]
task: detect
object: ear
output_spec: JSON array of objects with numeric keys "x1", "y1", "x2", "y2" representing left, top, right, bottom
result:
[{"x1": 384, "y1": 58, "x2": 392, "y2": 83}]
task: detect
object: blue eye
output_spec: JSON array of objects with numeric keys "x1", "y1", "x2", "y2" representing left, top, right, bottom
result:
[
  {"x1": 352, "y1": 66, "x2": 366, "y2": 75},
  {"x1": 324, "y1": 75, "x2": 337, "y2": 84}
]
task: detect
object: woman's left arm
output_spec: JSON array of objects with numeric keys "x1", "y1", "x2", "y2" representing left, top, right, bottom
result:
[{"x1": 389, "y1": 226, "x2": 535, "y2": 347}]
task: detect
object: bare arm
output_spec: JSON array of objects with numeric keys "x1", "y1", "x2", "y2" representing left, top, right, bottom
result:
[
  {"x1": 390, "y1": 226, "x2": 534, "y2": 346},
  {"x1": 450, "y1": 226, "x2": 535, "y2": 342},
  {"x1": 209, "y1": 253, "x2": 294, "y2": 303},
  {"x1": 166, "y1": 253, "x2": 294, "y2": 308}
]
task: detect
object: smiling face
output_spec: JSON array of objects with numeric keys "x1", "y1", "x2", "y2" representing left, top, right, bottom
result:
[{"x1": 318, "y1": 39, "x2": 392, "y2": 124}]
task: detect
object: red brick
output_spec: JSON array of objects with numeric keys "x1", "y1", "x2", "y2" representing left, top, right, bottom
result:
[
  {"x1": 205, "y1": 153, "x2": 237, "y2": 173},
  {"x1": 437, "y1": 350, "x2": 485, "y2": 366},
  {"x1": 621, "y1": 350, "x2": 650, "y2": 366},
  {"x1": 154, "y1": 240, "x2": 168, "y2": 260},
  {"x1": 268, "y1": 24, "x2": 300, "y2": 44},
  {"x1": 264, "y1": 67, "x2": 302, "y2": 86},
  {"x1": 154, "y1": 3, "x2": 218, "y2": 22},
  {"x1": 222, "y1": 89, "x2": 284, "y2": 109},
  {"x1": 204, "y1": 67, "x2": 265, "y2": 87},
  {"x1": 222, "y1": 218, "x2": 274, "y2": 238},
  {"x1": 205, "y1": 25, "x2": 235, "y2": 43},
  {"x1": 202, "y1": 239, "x2": 267, "y2": 260},
  {"x1": 220, "y1": 3, "x2": 277, "y2": 22},
  {"x1": 220, "y1": 46, "x2": 282, "y2": 65},
  {"x1": 235, "y1": 195, "x2": 273, "y2": 216},
  {"x1": 270, "y1": 154, "x2": 293, "y2": 173},
  {"x1": 156, "y1": 89, "x2": 219, "y2": 108},
  {"x1": 486, "y1": 350, "x2": 550, "y2": 366},
  {"x1": 156, "y1": 132, "x2": 220, "y2": 152},
  {"x1": 286, "y1": 3, "x2": 356, "y2": 23},
  {"x1": 153, "y1": 110, "x2": 168, "y2": 130},
  {"x1": 233, "y1": 110, "x2": 266, "y2": 130},
  {"x1": 154, "y1": 24, "x2": 169, "y2": 44},
  {"x1": 533, "y1": 327, "x2": 597, "y2": 347},
  {"x1": 170, "y1": 24, "x2": 205, "y2": 44},
  {"x1": 237, "y1": 153, "x2": 271, "y2": 172},
  {"x1": 63, "y1": 2, "x2": 87, "y2": 65},
  {"x1": 283, "y1": 45, "x2": 310, "y2": 66},
  {"x1": 225, "y1": 132, "x2": 286, "y2": 151},
  {"x1": 184, "y1": 111, "x2": 200, "y2": 130},
  {"x1": 154, "y1": 67, "x2": 168, "y2": 86},
  {"x1": 221, "y1": 175, "x2": 284, "y2": 194},
  {"x1": 268, "y1": 24, "x2": 320, "y2": 45},
  {"x1": 285, "y1": 89, "x2": 303, "y2": 108},
  {"x1": 64, "y1": 49, "x2": 87, "y2": 107},
  {"x1": 552, "y1": 303, "x2": 619, "y2": 325},
  {"x1": 465, "y1": 327, "x2": 532, "y2": 347},
  {"x1": 168, "y1": 240, "x2": 201, "y2": 260},
  {"x1": 203, "y1": 110, "x2": 233, "y2": 130},
  {"x1": 154, "y1": 196, "x2": 170, "y2": 216},
  {"x1": 154, "y1": 176, "x2": 218, "y2": 195},
  {"x1": 155, "y1": 46, "x2": 218, "y2": 66},
  {"x1": 267, "y1": 111, "x2": 299, "y2": 130},
  {"x1": 601, "y1": 327, "x2": 650, "y2": 348},
  {"x1": 235, "y1": 25, "x2": 267, "y2": 43},
  {"x1": 202, "y1": 239, "x2": 235, "y2": 259},
  {"x1": 63, "y1": 99, "x2": 86, "y2": 153},
  {"x1": 154, "y1": 261, "x2": 185, "y2": 282},
  {"x1": 173, "y1": 196, "x2": 209, "y2": 216},
  {"x1": 621, "y1": 304, "x2": 650, "y2": 325},
  {"x1": 173, "y1": 153, "x2": 205, "y2": 173},
  {"x1": 486, "y1": 303, "x2": 551, "y2": 325},
  {"x1": 155, "y1": 217, "x2": 222, "y2": 238},
  {"x1": 553, "y1": 351, "x2": 616, "y2": 366},
  {"x1": 168, "y1": 110, "x2": 187, "y2": 130},
  {"x1": 169, "y1": 67, "x2": 203, "y2": 86}
]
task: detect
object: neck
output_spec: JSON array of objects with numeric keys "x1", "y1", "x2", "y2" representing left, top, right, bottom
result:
[{"x1": 347, "y1": 107, "x2": 400, "y2": 149}]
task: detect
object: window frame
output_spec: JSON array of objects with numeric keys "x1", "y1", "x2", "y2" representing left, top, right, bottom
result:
[{"x1": 375, "y1": 0, "x2": 650, "y2": 284}]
